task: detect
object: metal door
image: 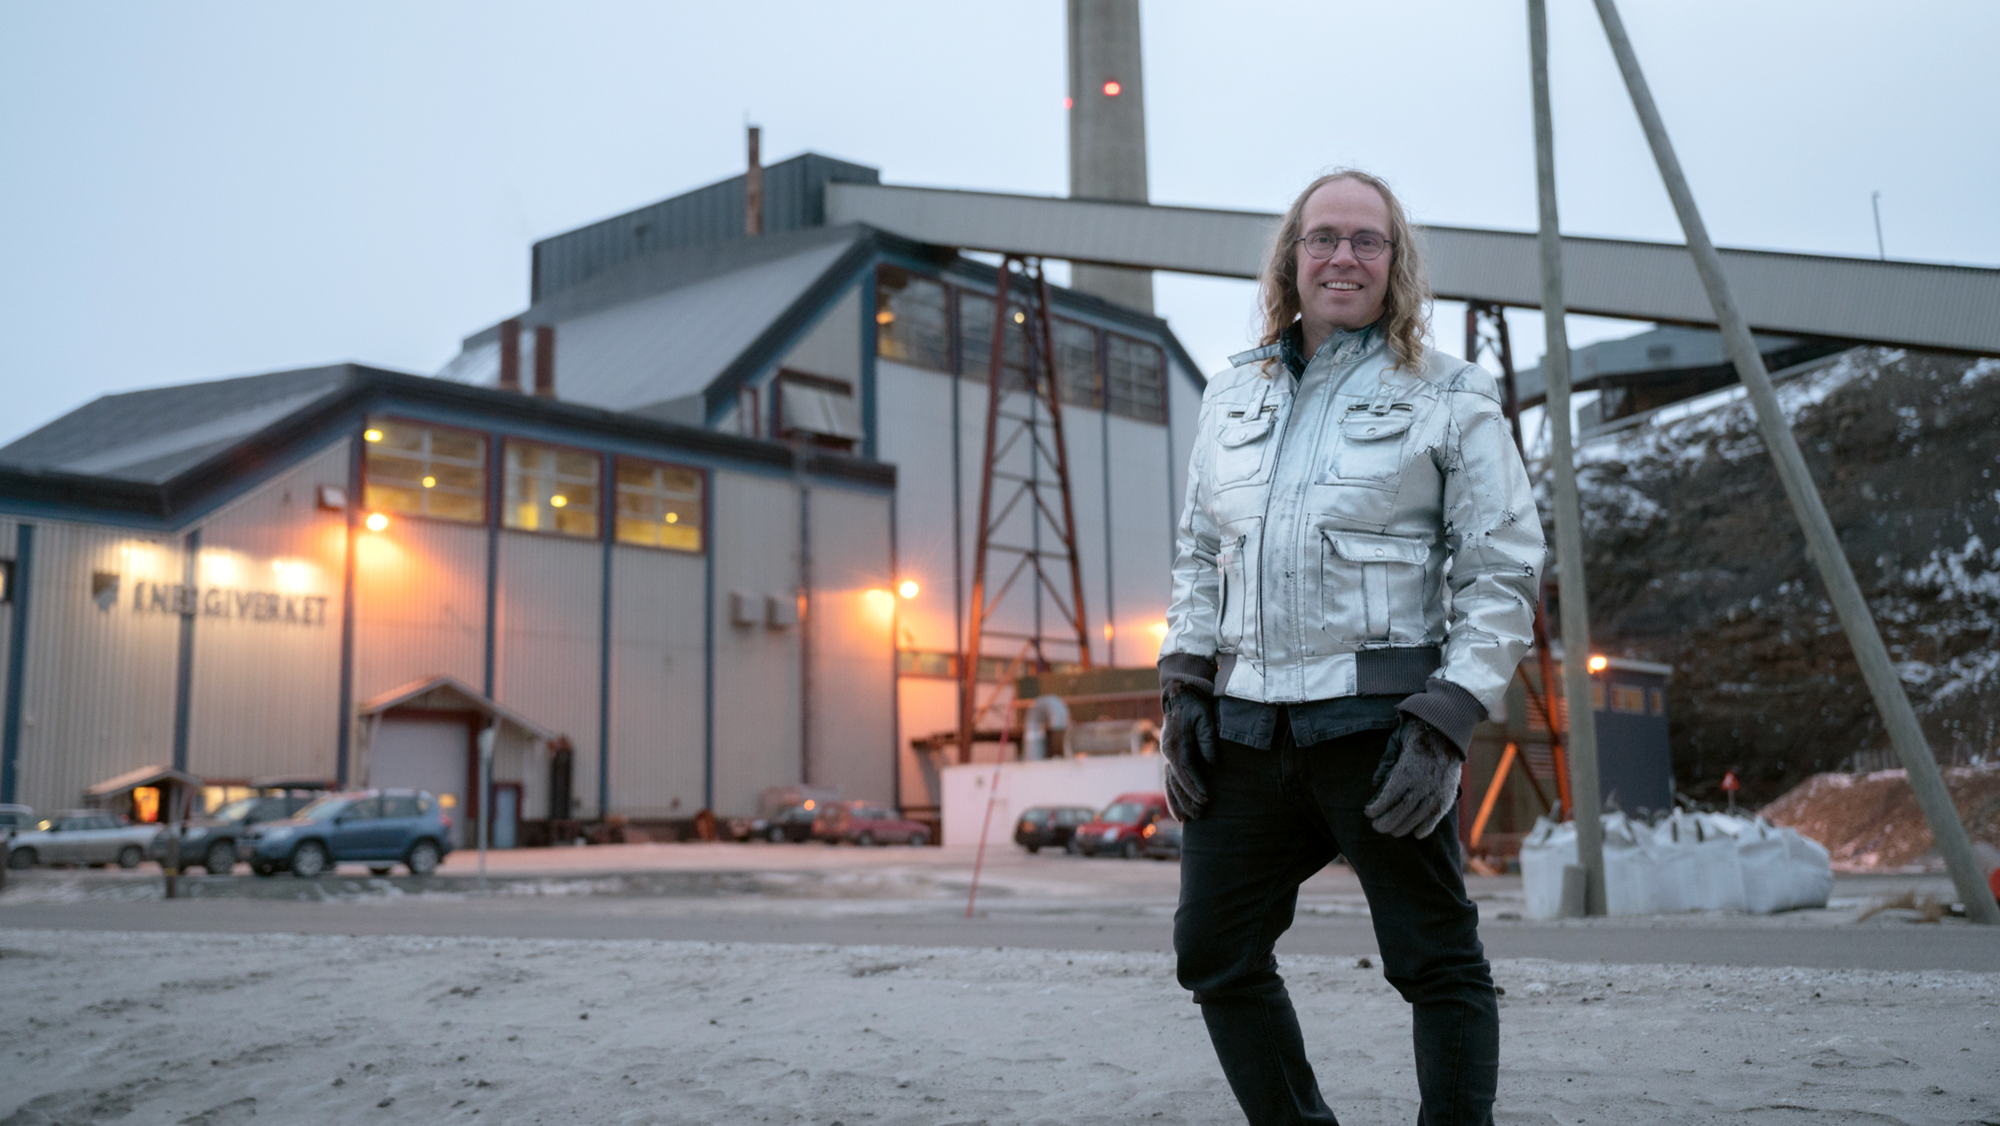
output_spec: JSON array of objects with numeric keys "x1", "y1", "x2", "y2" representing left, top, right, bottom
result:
[
  {"x1": 370, "y1": 718, "x2": 471, "y2": 848},
  {"x1": 490, "y1": 784, "x2": 519, "y2": 849}
]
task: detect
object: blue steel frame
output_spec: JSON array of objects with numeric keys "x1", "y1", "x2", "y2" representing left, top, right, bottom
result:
[{"x1": 1, "y1": 524, "x2": 33, "y2": 804}]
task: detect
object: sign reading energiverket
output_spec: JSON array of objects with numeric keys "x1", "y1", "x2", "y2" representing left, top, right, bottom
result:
[{"x1": 122, "y1": 578, "x2": 331, "y2": 626}]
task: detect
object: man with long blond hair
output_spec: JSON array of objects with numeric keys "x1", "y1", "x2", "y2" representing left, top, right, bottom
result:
[{"x1": 1156, "y1": 169, "x2": 1544, "y2": 1125}]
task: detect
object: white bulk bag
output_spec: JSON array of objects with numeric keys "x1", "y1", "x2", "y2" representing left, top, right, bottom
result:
[
  {"x1": 1519, "y1": 816, "x2": 1576, "y2": 921},
  {"x1": 1600, "y1": 812, "x2": 1657, "y2": 916},
  {"x1": 1650, "y1": 812, "x2": 1710, "y2": 911},
  {"x1": 1783, "y1": 827, "x2": 1834, "y2": 910},
  {"x1": 1735, "y1": 821, "x2": 1795, "y2": 914}
]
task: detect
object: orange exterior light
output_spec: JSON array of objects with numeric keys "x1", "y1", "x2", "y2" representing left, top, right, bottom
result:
[
  {"x1": 365, "y1": 513, "x2": 389, "y2": 532},
  {"x1": 876, "y1": 309, "x2": 895, "y2": 325},
  {"x1": 550, "y1": 495, "x2": 568, "y2": 508},
  {"x1": 1148, "y1": 620, "x2": 1169, "y2": 640},
  {"x1": 802, "y1": 799, "x2": 815, "y2": 811},
  {"x1": 422, "y1": 475, "x2": 436, "y2": 488},
  {"x1": 898, "y1": 579, "x2": 919, "y2": 599},
  {"x1": 1102, "y1": 80, "x2": 1121, "y2": 96},
  {"x1": 1588, "y1": 655, "x2": 1609, "y2": 673},
  {"x1": 1102, "y1": 623, "x2": 1115, "y2": 641},
  {"x1": 363, "y1": 428, "x2": 383, "y2": 443}
]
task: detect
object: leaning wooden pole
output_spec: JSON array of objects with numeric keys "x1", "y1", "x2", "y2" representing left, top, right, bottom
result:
[
  {"x1": 1591, "y1": 0, "x2": 1998, "y2": 924},
  {"x1": 1527, "y1": 0, "x2": 1607, "y2": 914}
]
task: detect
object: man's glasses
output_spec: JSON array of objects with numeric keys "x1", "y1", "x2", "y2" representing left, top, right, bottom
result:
[{"x1": 1298, "y1": 230, "x2": 1393, "y2": 261}]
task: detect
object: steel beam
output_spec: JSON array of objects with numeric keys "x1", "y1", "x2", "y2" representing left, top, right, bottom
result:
[{"x1": 826, "y1": 182, "x2": 2000, "y2": 354}]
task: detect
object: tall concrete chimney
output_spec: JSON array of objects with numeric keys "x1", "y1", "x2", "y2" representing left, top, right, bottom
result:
[
  {"x1": 1067, "y1": 0, "x2": 1152, "y2": 313},
  {"x1": 745, "y1": 125, "x2": 764, "y2": 237}
]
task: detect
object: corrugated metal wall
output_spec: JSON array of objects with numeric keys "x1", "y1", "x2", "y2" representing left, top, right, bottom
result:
[
  {"x1": 532, "y1": 154, "x2": 881, "y2": 303},
  {"x1": 16, "y1": 522, "x2": 184, "y2": 813},
  {"x1": 608, "y1": 545, "x2": 706, "y2": 818},
  {"x1": 495, "y1": 532, "x2": 603, "y2": 817},
  {"x1": 354, "y1": 520, "x2": 487, "y2": 704},
  {"x1": 708, "y1": 469, "x2": 802, "y2": 816},
  {"x1": 776, "y1": 283, "x2": 863, "y2": 382},
  {"x1": 806, "y1": 485, "x2": 896, "y2": 807},
  {"x1": 186, "y1": 440, "x2": 350, "y2": 783}
]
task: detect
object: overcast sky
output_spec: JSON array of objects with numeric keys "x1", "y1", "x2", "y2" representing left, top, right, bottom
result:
[{"x1": 2, "y1": 1, "x2": 1994, "y2": 445}]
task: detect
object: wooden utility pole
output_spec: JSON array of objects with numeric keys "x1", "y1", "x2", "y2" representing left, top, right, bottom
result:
[
  {"x1": 1590, "y1": 0, "x2": 1998, "y2": 924},
  {"x1": 1527, "y1": 0, "x2": 1607, "y2": 914}
]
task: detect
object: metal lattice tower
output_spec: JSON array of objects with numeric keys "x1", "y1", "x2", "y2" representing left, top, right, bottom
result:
[{"x1": 956, "y1": 257, "x2": 1093, "y2": 763}]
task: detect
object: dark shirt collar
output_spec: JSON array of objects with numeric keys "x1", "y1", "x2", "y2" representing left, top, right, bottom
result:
[{"x1": 1279, "y1": 320, "x2": 1378, "y2": 380}]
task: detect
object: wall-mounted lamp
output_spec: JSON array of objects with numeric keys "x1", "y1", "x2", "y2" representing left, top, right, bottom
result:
[
  {"x1": 897, "y1": 579, "x2": 919, "y2": 599},
  {"x1": 1587, "y1": 655, "x2": 1608, "y2": 673},
  {"x1": 365, "y1": 513, "x2": 389, "y2": 533}
]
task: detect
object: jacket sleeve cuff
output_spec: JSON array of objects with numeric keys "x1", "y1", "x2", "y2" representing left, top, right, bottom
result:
[
  {"x1": 1397, "y1": 678, "x2": 1486, "y2": 758},
  {"x1": 1158, "y1": 652, "x2": 1218, "y2": 699}
]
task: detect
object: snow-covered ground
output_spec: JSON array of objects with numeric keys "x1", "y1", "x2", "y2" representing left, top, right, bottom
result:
[{"x1": 2, "y1": 928, "x2": 1994, "y2": 1125}]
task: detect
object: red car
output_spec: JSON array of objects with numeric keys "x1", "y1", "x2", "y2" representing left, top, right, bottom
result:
[
  {"x1": 813, "y1": 800, "x2": 931, "y2": 846},
  {"x1": 1075, "y1": 792, "x2": 1170, "y2": 859}
]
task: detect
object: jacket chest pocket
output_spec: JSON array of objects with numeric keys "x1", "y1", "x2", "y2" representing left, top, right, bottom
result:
[
  {"x1": 1212, "y1": 408, "x2": 1280, "y2": 490},
  {"x1": 1321, "y1": 530, "x2": 1429, "y2": 646},
  {"x1": 1329, "y1": 406, "x2": 1416, "y2": 486},
  {"x1": 1217, "y1": 532, "x2": 1253, "y2": 654}
]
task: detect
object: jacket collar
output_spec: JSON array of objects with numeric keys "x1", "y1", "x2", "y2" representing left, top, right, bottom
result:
[{"x1": 1282, "y1": 320, "x2": 1381, "y2": 380}]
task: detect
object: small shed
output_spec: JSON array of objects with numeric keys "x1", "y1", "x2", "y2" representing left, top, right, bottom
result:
[
  {"x1": 358, "y1": 675, "x2": 556, "y2": 849},
  {"x1": 85, "y1": 765, "x2": 204, "y2": 824}
]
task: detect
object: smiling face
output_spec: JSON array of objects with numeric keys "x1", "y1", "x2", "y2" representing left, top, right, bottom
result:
[{"x1": 1295, "y1": 177, "x2": 1395, "y2": 354}]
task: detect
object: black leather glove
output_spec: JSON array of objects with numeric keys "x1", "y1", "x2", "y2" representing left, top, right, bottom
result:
[
  {"x1": 1158, "y1": 654, "x2": 1220, "y2": 822},
  {"x1": 1364, "y1": 715, "x2": 1463, "y2": 839}
]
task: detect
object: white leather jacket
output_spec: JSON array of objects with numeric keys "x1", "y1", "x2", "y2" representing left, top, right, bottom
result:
[{"x1": 1160, "y1": 329, "x2": 1545, "y2": 724}]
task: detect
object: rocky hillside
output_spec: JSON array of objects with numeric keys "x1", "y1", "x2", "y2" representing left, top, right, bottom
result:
[{"x1": 1567, "y1": 347, "x2": 2000, "y2": 805}]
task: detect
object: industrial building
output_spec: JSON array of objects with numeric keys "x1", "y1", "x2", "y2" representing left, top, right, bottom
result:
[{"x1": 0, "y1": 152, "x2": 1204, "y2": 834}]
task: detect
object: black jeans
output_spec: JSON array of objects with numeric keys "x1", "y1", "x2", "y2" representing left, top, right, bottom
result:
[{"x1": 1174, "y1": 724, "x2": 1498, "y2": 1126}]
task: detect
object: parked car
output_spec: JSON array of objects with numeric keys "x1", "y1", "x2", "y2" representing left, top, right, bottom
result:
[
  {"x1": 6, "y1": 810, "x2": 160, "y2": 869},
  {"x1": 239, "y1": 790, "x2": 452, "y2": 878},
  {"x1": 1014, "y1": 805, "x2": 1098, "y2": 853},
  {"x1": 148, "y1": 790, "x2": 322, "y2": 874},
  {"x1": 1141, "y1": 815, "x2": 1182, "y2": 861},
  {"x1": 726, "y1": 802, "x2": 822, "y2": 843},
  {"x1": 0, "y1": 804, "x2": 37, "y2": 834},
  {"x1": 813, "y1": 800, "x2": 930, "y2": 846},
  {"x1": 1074, "y1": 792, "x2": 1171, "y2": 859}
]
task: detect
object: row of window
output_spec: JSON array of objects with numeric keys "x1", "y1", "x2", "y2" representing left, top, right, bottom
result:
[
  {"x1": 362, "y1": 419, "x2": 704, "y2": 552},
  {"x1": 875, "y1": 267, "x2": 1169, "y2": 425},
  {"x1": 1587, "y1": 682, "x2": 1666, "y2": 716}
]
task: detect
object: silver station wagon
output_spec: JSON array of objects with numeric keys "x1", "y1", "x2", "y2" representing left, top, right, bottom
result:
[{"x1": 6, "y1": 810, "x2": 161, "y2": 870}]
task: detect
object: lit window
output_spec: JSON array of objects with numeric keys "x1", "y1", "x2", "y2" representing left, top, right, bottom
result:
[
  {"x1": 1053, "y1": 319, "x2": 1102, "y2": 409},
  {"x1": 363, "y1": 419, "x2": 487, "y2": 523},
  {"x1": 1106, "y1": 334, "x2": 1166, "y2": 423},
  {"x1": 1649, "y1": 687, "x2": 1666, "y2": 715},
  {"x1": 958, "y1": 292, "x2": 1030, "y2": 391},
  {"x1": 1611, "y1": 685, "x2": 1646, "y2": 714},
  {"x1": 875, "y1": 267, "x2": 951, "y2": 372},
  {"x1": 615, "y1": 458, "x2": 704, "y2": 552},
  {"x1": 505, "y1": 441, "x2": 600, "y2": 538}
]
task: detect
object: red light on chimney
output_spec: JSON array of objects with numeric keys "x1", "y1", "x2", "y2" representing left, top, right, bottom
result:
[
  {"x1": 1063, "y1": 96, "x2": 1073, "y2": 109},
  {"x1": 1102, "y1": 80, "x2": 1122, "y2": 96}
]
